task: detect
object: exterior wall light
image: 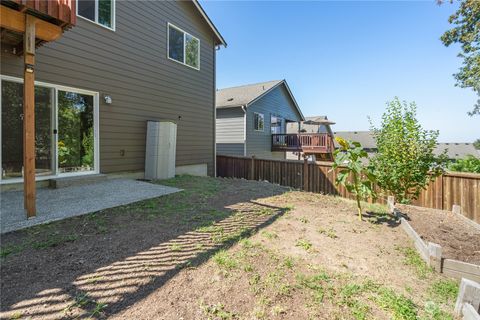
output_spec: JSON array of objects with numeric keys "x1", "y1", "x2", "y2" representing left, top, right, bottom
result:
[{"x1": 104, "y1": 95, "x2": 112, "y2": 104}]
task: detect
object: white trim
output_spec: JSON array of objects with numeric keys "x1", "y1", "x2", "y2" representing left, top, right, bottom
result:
[
  {"x1": 253, "y1": 112, "x2": 264, "y2": 132},
  {"x1": 167, "y1": 22, "x2": 200, "y2": 71},
  {"x1": 76, "y1": 0, "x2": 116, "y2": 32},
  {"x1": 241, "y1": 105, "x2": 247, "y2": 156},
  {"x1": 0, "y1": 75, "x2": 100, "y2": 184}
]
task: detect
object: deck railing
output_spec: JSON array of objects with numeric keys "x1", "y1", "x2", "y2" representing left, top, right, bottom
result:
[{"x1": 271, "y1": 133, "x2": 333, "y2": 153}]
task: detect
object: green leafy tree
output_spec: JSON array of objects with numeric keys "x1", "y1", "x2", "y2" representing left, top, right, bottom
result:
[
  {"x1": 332, "y1": 137, "x2": 376, "y2": 221},
  {"x1": 370, "y1": 98, "x2": 447, "y2": 203},
  {"x1": 448, "y1": 155, "x2": 480, "y2": 173},
  {"x1": 440, "y1": 0, "x2": 480, "y2": 116},
  {"x1": 474, "y1": 138, "x2": 480, "y2": 150}
]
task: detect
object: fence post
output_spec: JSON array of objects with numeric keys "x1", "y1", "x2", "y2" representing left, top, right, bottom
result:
[
  {"x1": 454, "y1": 278, "x2": 480, "y2": 317},
  {"x1": 453, "y1": 204, "x2": 462, "y2": 215},
  {"x1": 250, "y1": 156, "x2": 255, "y2": 180},
  {"x1": 303, "y1": 157, "x2": 308, "y2": 191}
]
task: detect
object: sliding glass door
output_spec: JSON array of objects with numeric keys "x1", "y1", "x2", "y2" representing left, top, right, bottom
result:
[
  {"x1": 1, "y1": 81, "x2": 54, "y2": 180},
  {"x1": 57, "y1": 90, "x2": 95, "y2": 173},
  {"x1": 0, "y1": 77, "x2": 97, "y2": 182}
]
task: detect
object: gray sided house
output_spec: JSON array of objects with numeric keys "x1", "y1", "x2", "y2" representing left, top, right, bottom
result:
[
  {"x1": 216, "y1": 80, "x2": 305, "y2": 159},
  {"x1": 1, "y1": 0, "x2": 226, "y2": 185}
]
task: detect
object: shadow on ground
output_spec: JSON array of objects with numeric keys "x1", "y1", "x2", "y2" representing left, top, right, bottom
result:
[{"x1": 0, "y1": 176, "x2": 292, "y2": 319}]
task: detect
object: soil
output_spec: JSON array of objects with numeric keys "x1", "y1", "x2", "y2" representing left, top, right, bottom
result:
[
  {"x1": 0, "y1": 176, "x2": 461, "y2": 319},
  {"x1": 397, "y1": 204, "x2": 480, "y2": 265}
]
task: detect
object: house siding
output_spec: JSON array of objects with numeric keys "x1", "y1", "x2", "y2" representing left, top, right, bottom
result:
[
  {"x1": 215, "y1": 107, "x2": 245, "y2": 156},
  {"x1": 0, "y1": 0, "x2": 218, "y2": 176},
  {"x1": 246, "y1": 84, "x2": 302, "y2": 159}
]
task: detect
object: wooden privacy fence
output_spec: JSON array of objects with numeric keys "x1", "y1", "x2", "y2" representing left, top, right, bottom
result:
[{"x1": 216, "y1": 155, "x2": 480, "y2": 224}]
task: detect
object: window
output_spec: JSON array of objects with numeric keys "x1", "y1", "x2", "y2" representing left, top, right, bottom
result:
[
  {"x1": 78, "y1": 0, "x2": 114, "y2": 29},
  {"x1": 168, "y1": 23, "x2": 200, "y2": 70},
  {"x1": 254, "y1": 113, "x2": 264, "y2": 131},
  {"x1": 271, "y1": 115, "x2": 284, "y2": 134}
]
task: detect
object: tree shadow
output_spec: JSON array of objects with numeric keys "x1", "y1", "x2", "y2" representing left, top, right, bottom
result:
[
  {"x1": 0, "y1": 177, "x2": 292, "y2": 319},
  {"x1": 363, "y1": 211, "x2": 401, "y2": 228}
]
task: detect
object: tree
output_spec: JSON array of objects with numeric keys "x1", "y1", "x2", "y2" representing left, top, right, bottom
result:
[
  {"x1": 474, "y1": 138, "x2": 480, "y2": 150},
  {"x1": 448, "y1": 155, "x2": 480, "y2": 173},
  {"x1": 370, "y1": 98, "x2": 447, "y2": 203},
  {"x1": 332, "y1": 137, "x2": 376, "y2": 221},
  {"x1": 440, "y1": 0, "x2": 480, "y2": 116}
]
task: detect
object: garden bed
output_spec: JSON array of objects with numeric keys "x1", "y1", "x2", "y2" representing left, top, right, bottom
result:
[{"x1": 397, "y1": 204, "x2": 480, "y2": 265}]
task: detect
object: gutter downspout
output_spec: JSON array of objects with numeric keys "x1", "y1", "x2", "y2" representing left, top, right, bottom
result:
[{"x1": 241, "y1": 105, "x2": 247, "y2": 156}]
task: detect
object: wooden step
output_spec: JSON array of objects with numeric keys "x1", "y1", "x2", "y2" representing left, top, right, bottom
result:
[{"x1": 48, "y1": 174, "x2": 108, "y2": 189}]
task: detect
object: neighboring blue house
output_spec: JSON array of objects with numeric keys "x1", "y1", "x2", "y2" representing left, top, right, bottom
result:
[{"x1": 215, "y1": 80, "x2": 305, "y2": 159}]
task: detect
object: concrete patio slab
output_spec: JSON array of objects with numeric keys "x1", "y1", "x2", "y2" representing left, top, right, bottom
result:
[{"x1": 0, "y1": 179, "x2": 180, "y2": 234}]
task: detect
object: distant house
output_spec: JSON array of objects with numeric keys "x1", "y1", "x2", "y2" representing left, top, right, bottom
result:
[
  {"x1": 215, "y1": 80, "x2": 305, "y2": 159},
  {"x1": 333, "y1": 131, "x2": 479, "y2": 160}
]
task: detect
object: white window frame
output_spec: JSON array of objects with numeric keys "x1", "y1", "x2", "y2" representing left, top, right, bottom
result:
[
  {"x1": 254, "y1": 112, "x2": 264, "y2": 132},
  {"x1": 77, "y1": 0, "x2": 116, "y2": 31},
  {"x1": 167, "y1": 22, "x2": 201, "y2": 71},
  {"x1": 0, "y1": 75, "x2": 100, "y2": 184}
]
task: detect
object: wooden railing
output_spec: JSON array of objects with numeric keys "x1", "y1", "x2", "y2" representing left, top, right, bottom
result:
[
  {"x1": 271, "y1": 133, "x2": 333, "y2": 153},
  {"x1": 216, "y1": 155, "x2": 480, "y2": 224}
]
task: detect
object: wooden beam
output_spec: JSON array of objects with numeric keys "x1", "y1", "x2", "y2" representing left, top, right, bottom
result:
[
  {"x1": 0, "y1": 5, "x2": 63, "y2": 42},
  {"x1": 24, "y1": 14, "x2": 36, "y2": 217}
]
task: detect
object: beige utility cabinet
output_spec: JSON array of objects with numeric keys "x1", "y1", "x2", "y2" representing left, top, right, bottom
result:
[{"x1": 145, "y1": 121, "x2": 177, "y2": 180}]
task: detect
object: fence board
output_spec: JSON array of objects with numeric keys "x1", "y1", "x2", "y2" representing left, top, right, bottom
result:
[{"x1": 216, "y1": 155, "x2": 480, "y2": 224}]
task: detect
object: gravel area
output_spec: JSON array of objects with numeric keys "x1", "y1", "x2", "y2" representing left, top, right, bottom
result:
[{"x1": 0, "y1": 179, "x2": 180, "y2": 233}]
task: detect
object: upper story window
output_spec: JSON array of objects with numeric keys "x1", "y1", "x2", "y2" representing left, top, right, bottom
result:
[
  {"x1": 271, "y1": 115, "x2": 284, "y2": 134},
  {"x1": 78, "y1": 0, "x2": 115, "y2": 30},
  {"x1": 168, "y1": 23, "x2": 200, "y2": 70},
  {"x1": 254, "y1": 112, "x2": 264, "y2": 131}
]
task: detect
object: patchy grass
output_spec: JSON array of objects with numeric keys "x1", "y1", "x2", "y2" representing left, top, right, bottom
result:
[
  {"x1": 375, "y1": 288, "x2": 417, "y2": 320},
  {"x1": 428, "y1": 279, "x2": 459, "y2": 303},
  {"x1": 213, "y1": 250, "x2": 238, "y2": 270},
  {"x1": 201, "y1": 303, "x2": 236, "y2": 320},
  {"x1": 396, "y1": 245, "x2": 432, "y2": 279}
]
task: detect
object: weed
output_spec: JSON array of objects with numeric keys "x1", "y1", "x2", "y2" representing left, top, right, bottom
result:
[
  {"x1": 299, "y1": 217, "x2": 309, "y2": 224},
  {"x1": 283, "y1": 257, "x2": 295, "y2": 269},
  {"x1": 261, "y1": 231, "x2": 278, "y2": 239},
  {"x1": 428, "y1": 279, "x2": 458, "y2": 303},
  {"x1": 0, "y1": 244, "x2": 25, "y2": 258},
  {"x1": 32, "y1": 234, "x2": 78, "y2": 249},
  {"x1": 9, "y1": 312, "x2": 22, "y2": 319},
  {"x1": 169, "y1": 243, "x2": 183, "y2": 252},
  {"x1": 213, "y1": 250, "x2": 238, "y2": 270},
  {"x1": 423, "y1": 301, "x2": 453, "y2": 320},
  {"x1": 201, "y1": 303, "x2": 236, "y2": 320},
  {"x1": 296, "y1": 239, "x2": 312, "y2": 251},
  {"x1": 271, "y1": 305, "x2": 287, "y2": 316},
  {"x1": 318, "y1": 227, "x2": 338, "y2": 239},
  {"x1": 375, "y1": 288, "x2": 417, "y2": 320}
]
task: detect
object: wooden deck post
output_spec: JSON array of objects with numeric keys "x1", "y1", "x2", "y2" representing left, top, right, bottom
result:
[
  {"x1": 23, "y1": 14, "x2": 36, "y2": 218},
  {"x1": 303, "y1": 157, "x2": 308, "y2": 191}
]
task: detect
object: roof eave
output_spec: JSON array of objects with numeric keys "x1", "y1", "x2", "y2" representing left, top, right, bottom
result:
[{"x1": 191, "y1": 0, "x2": 227, "y2": 47}]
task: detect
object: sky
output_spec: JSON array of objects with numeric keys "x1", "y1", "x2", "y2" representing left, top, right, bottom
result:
[{"x1": 202, "y1": 0, "x2": 479, "y2": 142}]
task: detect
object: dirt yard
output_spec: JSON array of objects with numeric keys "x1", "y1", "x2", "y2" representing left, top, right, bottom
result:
[
  {"x1": 398, "y1": 204, "x2": 480, "y2": 265},
  {"x1": 1, "y1": 176, "x2": 462, "y2": 319}
]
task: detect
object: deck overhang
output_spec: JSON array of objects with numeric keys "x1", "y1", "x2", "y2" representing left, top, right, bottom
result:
[
  {"x1": 1, "y1": 0, "x2": 76, "y2": 218},
  {"x1": 272, "y1": 133, "x2": 335, "y2": 160}
]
